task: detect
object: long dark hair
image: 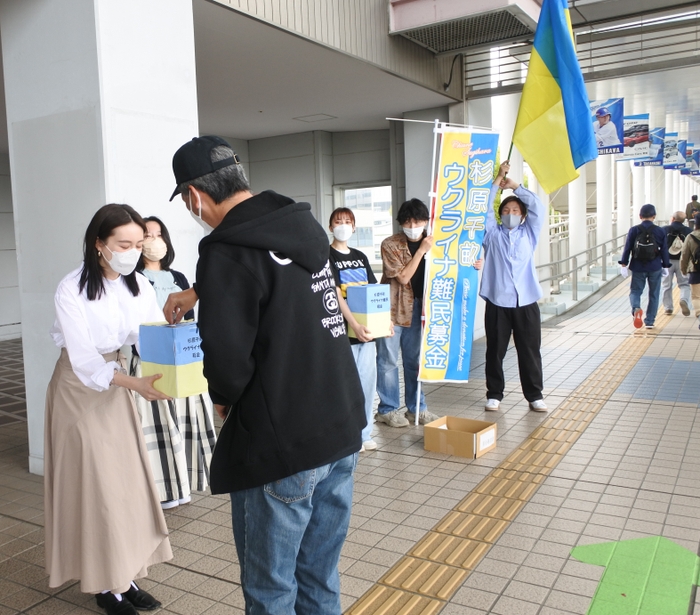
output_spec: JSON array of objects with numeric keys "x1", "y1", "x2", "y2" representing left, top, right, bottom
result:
[
  {"x1": 79, "y1": 204, "x2": 147, "y2": 301},
  {"x1": 137, "y1": 216, "x2": 175, "y2": 272}
]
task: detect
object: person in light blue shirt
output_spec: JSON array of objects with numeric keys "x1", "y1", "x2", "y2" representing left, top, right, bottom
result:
[{"x1": 478, "y1": 161, "x2": 547, "y2": 413}]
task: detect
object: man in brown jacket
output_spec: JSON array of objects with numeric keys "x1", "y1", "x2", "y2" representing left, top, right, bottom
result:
[{"x1": 375, "y1": 198, "x2": 440, "y2": 427}]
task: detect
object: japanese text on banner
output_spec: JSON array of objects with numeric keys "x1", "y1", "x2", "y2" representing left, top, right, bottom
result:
[{"x1": 419, "y1": 130, "x2": 499, "y2": 382}]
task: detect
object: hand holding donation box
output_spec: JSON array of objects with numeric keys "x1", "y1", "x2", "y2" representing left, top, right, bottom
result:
[
  {"x1": 346, "y1": 284, "x2": 391, "y2": 339},
  {"x1": 139, "y1": 322, "x2": 207, "y2": 398}
]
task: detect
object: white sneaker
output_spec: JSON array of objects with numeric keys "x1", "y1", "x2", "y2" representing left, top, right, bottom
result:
[
  {"x1": 529, "y1": 399, "x2": 548, "y2": 412},
  {"x1": 362, "y1": 439, "x2": 377, "y2": 451},
  {"x1": 484, "y1": 399, "x2": 500, "y2": 411},
  {"x1": 376, "y1": 410, "x2": 410, "y2": 428},
  {"x1": 680, "y1": 299, "x2": 691, "y2": 316},
  {"x1": 161, "y1": 500, "x2": 178, "y2": 510}
]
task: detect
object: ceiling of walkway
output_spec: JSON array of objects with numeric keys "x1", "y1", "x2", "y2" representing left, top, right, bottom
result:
[
  {"x1": 569, "y1": 0, "x2": 699, "y2": 26},
  {"x1": 0, "y1": 0, "x2": 698, "y2": 154},
  {"x1": 195, "y1": 0, "x2": 700, "y2": 144},
  {"x1": 193, "y1": 0, "x2": 455, "y2": 140}
]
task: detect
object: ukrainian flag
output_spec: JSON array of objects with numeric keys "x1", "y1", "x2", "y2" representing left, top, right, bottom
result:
[{"x1": 513, "y1": 0, "x2": 597, "y2": 193}]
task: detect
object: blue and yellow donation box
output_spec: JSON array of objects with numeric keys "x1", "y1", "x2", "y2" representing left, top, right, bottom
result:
[
  {"x1": 139, "y1": 322, "x2": 207, "y2": 398},
  {"x1": 346, "y1": 284, "x2": 391, "y2": 339}
]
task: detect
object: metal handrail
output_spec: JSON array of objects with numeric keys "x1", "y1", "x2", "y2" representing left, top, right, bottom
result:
[{"x1": 537, "y1": 233, "x2": 627, "y2": 301}]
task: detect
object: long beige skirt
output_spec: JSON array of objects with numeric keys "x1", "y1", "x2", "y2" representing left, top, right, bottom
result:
[{"x1": 44, "y1": 349, "x2": 172, "y2": 594}]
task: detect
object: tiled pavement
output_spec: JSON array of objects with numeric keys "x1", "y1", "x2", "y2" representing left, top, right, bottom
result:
[{"x1": 1, "y1": 281, "x2": 700, "y2": 614}]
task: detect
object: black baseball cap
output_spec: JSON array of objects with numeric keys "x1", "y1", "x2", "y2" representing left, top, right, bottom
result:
[
  {"x1": 640, "y1": 204, "x2": 656, "y2": 217},
  {"x1": 169, "y1": 136, "x2": 240, "y2": 201}
]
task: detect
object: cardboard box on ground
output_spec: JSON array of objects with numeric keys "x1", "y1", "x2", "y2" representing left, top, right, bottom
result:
[
  {"x1": 139, "y1": 321, "x2": 208, "y2": 398},
  {"x1": 424, "y1": 416, "x2": 497, "y2": 459}
]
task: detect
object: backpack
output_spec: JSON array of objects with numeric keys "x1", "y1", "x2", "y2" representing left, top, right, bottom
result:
[
  {"x1": 633, "y1": 226, "x2": 659, "y2": 262},
  {"x1": 668, "y1": 230, "x2": 685, "y2": 256},
  {"x1": 689, "y1": 235, "x2": 700, "y2": 268}
]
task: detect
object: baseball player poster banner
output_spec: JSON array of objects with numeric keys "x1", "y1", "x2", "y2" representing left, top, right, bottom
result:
[
  {"x1": 692, "y1": 150, "x2": 700, "y2": 176},
  {"x1": 418, "y1": 127, "x2": 499, "y2": 383},
  {"x1": 590, "y1": 98, "x2": 624, "y2": 154},
  {"x1": 634, "y1": 127, "x2": 665, "y2": 167},
  {"x1": 663, "y1": 133, "x2": 687, "y2": 170},
  {"x1": 618, "y1": 114, "x2": 649, "y2": 160}
]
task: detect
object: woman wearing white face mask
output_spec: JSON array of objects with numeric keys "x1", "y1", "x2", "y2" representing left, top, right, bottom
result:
[
  {"x1": 133, "y1": 216, "x2": 216, "y2": 510},
  {"x1": 45, "y1": 204, "x2": 172, "y2": 615},
  {"x1": 478, "y1": 161, "x2": 547, "y2": 414},
  {"x1": 328, "y1": 207, "x2": 381, "y2": 452}
]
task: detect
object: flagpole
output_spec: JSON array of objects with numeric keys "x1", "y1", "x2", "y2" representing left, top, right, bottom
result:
[
  {"x1": 415, "y1": 120, "x2": 442, "y2": 426},
  {"x1": 503, "y1": 142, "x2": 514, "y2": 184}
]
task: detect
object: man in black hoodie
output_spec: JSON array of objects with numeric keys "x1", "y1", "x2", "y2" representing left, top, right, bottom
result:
[{"x1": 166, "y1": 136, "x2": 365, "y2": 615}]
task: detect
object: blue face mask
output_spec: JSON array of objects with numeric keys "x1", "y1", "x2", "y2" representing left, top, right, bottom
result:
[{"x1": 501, "y1": 214, "x2": 522, "y2": 230}]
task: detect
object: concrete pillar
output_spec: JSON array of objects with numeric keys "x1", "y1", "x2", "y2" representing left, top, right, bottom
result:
[
  {"x1": 0, "y1": 0, "x2": 199, "y2": 474},
  {"x1": 465, "y1": 98, "x2": 492, "y2": 131},
  {"x1": 491, "y1": 93, "x2": 523, "y2": 178},
  {"x1": 632, "y1": 165, "x2": 645, "y2": 225},
  {"x1": 596, "y1": 155, "x2": 613, "y2": 254},
  {"x1": 663, "y1": 169, "x2": 673, "y2": 223},
  {"x1": 531, "y1": 175, "x2": 551, "y2": 300},
  {"x1": 568, "y1": 166, "x2": 587, "y2": 258},
  {"x1": 671, "y1": 171, "x2": 681, "y2": 221},
  {"x1": 617, "y1": 162, "x2": 632, "y2": 238}
]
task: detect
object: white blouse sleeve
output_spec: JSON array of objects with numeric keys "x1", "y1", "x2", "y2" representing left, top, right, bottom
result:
[{"x1": 54, "y1": 283, "x2": 119, "y2": 392}]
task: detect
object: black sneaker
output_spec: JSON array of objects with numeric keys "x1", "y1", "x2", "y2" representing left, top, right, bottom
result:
[{"x1": 96, "y1": 593, "x2": 139, "y2": 615}]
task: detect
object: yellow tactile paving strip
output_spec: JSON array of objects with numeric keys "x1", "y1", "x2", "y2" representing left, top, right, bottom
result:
[{"x1": 346, "y1": 306, "x2": 674, "y2": 615}]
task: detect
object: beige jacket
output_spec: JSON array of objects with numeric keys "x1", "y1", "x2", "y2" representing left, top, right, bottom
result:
[{"x1": 679, "y1": 229, "x2": 700, "y2": 276}]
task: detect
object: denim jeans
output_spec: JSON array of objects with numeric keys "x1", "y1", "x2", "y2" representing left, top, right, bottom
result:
[
  {"x1": 375, "y1": 298, "x2": 426, "y2": 415},
  {"x1": 630, "y1": 269, "x2": 663, "y2": 326},
  {"x1": 661, "y1": 259, "x2": 690, "y2": 310},
  {"x1": 351, "y1": 342, "x2": 376, "y2": 443},
  {"x1": 229, "y1": 453, "x2": 358, "y2": 615}
]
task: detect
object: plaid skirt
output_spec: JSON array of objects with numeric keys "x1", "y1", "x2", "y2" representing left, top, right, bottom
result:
[{"x1": 131, "y1": 359, "x2": 216, "y2": 503}]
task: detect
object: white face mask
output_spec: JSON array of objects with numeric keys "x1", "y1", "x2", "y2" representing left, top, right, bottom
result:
[
  {"x1": 403, "y1": 226, "x2": 425, "y2": 241},
  {"x1": 332, "y1": 224, "x2": 353, "y2": 242},
  {"x1": 142, "y1": 237, "x2": 168, "y2": 262},
  {"x1": 102, "y1": 244, "x2": 141, "y2": 276},
  {"x1": 187, "y1": 192, "x2": 214, "y2": 235},
  {"x1": 501, "y1": 214, "x2": 522, "y2": 230}
]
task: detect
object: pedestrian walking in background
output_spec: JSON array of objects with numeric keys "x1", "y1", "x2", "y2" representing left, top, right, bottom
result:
[
  {"x1": 680, "y1": 213, "x2": 700, "y2": 328},
  {"x1": 661, "y1": 211, "x2": 691, "y2": 316},
  {"x1": 619, "y1": 204, "x2": 671, "y2": 329}
]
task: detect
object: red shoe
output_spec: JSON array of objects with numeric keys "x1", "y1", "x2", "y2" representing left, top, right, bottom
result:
[{"x1": 633, "y1": 308, "x2": 644, "y2": 329}]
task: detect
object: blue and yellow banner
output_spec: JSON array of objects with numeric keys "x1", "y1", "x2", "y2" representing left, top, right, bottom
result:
[
  {"x1": 419, "y1": 129, "x2": 499, "y2": 383},
  {"x1": 512, "y1": 0, "x2": 597, "y2": 193}
]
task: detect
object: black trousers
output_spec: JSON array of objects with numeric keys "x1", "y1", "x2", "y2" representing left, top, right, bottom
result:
[{"x1": 485, "y1": 299, "x2": 543, "y2": 402}]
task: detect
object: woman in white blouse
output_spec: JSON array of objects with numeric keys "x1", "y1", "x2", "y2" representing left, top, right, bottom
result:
[{"x1": 45, "y1": 204, "x2": 173, "y2": 615}]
